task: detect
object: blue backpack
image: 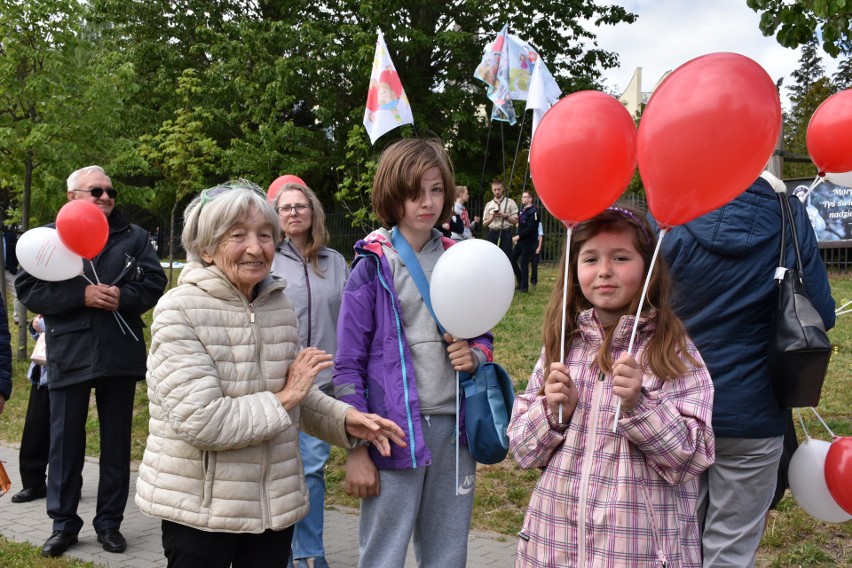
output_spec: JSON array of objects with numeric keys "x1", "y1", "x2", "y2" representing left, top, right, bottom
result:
[
  {"x1": 458, "y1": 363, "x2": 515, "y2": 464},
  {"x1": 391, "y1": 228, "x2": 515, "y2": 465}
]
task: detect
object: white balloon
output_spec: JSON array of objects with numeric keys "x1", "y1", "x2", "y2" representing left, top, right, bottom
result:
[
  {"x1": 430, "y1": 239, "x2": 515, "y2": 339},
  {"x1": 788, "y1": 438, "x2": 852, "y2": 523},
  {"x1": 825, "y1": 171, "x2": 852, "y2": 188},
  {"x1": 16, "y1": 227, "x2": 84, "y2": 282}
]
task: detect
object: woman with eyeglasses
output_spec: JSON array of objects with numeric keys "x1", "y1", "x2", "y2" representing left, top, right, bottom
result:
[
  {"x1": 271, "y1": 181, "x2": 349, "y2": 568},
  {"x1": 135, "y1": 180, "x2": 405, "y2": 568}
]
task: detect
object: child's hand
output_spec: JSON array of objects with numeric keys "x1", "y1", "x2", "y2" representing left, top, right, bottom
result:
[
  {"x1": 544, "y1": 362, "x2": 578, "y2": 422},
  {"x1": 612, "y1": 354, "x2": 642, "y2": 412},
  {"x1": 444, "y1": 333, "x2": 477, "y2": 373},
  {"x1": 344, "y1": 446, "x2": 380, "y2": 498}
]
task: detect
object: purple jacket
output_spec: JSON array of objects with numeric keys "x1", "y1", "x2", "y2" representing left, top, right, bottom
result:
[{"x1": 333, "y1": 230, "x2": 493, "y2": 469}]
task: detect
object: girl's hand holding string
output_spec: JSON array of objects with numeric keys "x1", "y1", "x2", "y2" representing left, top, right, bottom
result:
[
  {"x1": 611, "y1": 354, "x2": 642, "y2": 414},
  {"x1": 543, "y1": 362, "x2": 578, "y2": 423},
  {"x1": 444, "y1": 333, "x2": 477, "y2": 373}
]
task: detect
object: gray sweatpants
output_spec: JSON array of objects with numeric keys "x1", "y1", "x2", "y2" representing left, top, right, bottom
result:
[
  {"x1": 698, "y1": 435, "x2": 784, "y2": 567},
  {"x1": 358, "y1": 414, "x2": 476, "y2": 568}
]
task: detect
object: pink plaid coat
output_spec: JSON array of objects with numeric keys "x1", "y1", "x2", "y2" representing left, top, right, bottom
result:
[{"x1": 509, "y1": 309, "x2": 715, "y2": 567}]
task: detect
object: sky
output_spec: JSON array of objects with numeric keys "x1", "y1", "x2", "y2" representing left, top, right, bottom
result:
[{"x1": 589, "y1": 0, "x2": 841, "y2": 110}]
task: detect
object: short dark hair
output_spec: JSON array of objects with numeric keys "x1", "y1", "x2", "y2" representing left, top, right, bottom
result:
[{"x1": 372, "y1": 138, "x2": 455, "y2": 228}]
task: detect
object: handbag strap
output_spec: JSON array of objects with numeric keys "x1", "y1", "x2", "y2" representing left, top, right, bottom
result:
[
  {"x1": 390, "y1": 228, "x2": 447, "y2": 335},
  {"x1": 776, "y1": 193, "x2": 804, "y2": 279}
]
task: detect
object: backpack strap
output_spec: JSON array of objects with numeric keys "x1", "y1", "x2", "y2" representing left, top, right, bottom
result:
[{"x1": 390, "y1": 228, "x2": 447, "y2": 335}]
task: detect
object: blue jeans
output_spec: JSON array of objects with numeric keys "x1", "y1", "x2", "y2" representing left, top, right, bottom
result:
[{"x1": 292, "y1": 431, "x2": 331, "y2": 560}]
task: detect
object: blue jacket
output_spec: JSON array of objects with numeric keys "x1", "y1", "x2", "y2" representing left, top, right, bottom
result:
[
  {"x1": 655, "y1": 177, "x2": 835, "y2": 438},
  {"x1": 333, "y1": 229, "x2": 493, "y2": 469}
]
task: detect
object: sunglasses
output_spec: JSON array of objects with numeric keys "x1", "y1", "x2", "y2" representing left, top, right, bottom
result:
[
  {"x1": 199, "y1": 183, "x2": 267, "y2": 210},
  {"x1": 76, "y1": 187, "x2": 117, "y2": 199}
]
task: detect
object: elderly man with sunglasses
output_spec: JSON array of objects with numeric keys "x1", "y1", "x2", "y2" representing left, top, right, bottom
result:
[{"x1": 16, "y1": 165, "x2": 167, "y2": 558}]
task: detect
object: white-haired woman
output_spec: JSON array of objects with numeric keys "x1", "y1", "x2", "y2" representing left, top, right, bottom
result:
[
  {"x1": 272, "y1": 181, "x2": 348, "y2": 568},
  {"x1": 135, "y1": 181, "x2": 405, "y2": 568}
]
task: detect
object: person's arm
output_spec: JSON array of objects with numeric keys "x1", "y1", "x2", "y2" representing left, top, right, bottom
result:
[
  {"x1": 617, "y1": 344, "x2": 715, "y2": 485},
  {"x1": 482, "y1": 202, "x2": 496, "y2": 228},
  {"x1": 0, "y1": 300, "x2": 11, "y2": 414},
  {"x1": 507, "y1": 201, "x2": 519, "y2": 226},
  {"x1": 508, "y1": 349, "x2": 569, "y2": 469}
]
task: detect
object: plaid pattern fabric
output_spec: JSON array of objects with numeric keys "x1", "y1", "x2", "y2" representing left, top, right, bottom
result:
[{"x1": 508, "y1": 310, "x2": 715, "y2": 567}]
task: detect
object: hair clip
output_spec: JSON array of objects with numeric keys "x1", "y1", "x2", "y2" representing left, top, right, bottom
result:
[{"x1": 606, "y1": 206, "x2": 651, "y2": 241}]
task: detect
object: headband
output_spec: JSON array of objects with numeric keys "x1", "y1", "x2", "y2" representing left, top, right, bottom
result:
[{"x1": 606, "y1": 206, "x2": 651, "y2": 241}]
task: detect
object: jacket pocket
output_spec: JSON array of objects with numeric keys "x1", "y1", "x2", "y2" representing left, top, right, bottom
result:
[
  {"x1": 201, "y1": 451, "x2": 217, "y2": 509},
  {"x1": 47, "y1": 319, "x2": 92, "y2": 376}
]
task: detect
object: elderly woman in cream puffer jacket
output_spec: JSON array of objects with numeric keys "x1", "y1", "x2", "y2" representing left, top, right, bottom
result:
[{"x1": 135, "y1": 182, "x2": 404, "y2": 567}]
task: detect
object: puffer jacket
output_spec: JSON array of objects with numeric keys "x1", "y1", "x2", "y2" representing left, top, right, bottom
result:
[
  {"x1": 509, "y1": 310, "x2": 715, "y2": 567},
  {"x1": 135, "y1": 262, "x2": 355, "y2": 533},
  {"x1": 657, "y1": 177, "x2": 835, "y2": 438}
]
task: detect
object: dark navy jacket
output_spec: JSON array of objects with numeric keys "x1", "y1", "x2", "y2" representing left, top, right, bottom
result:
[
  {"x1": 0, "y1": 300, "x2": 11, "y2": 401},
  {"x1": 655, "y1": 177, "x2": 835, "y2": 438}
]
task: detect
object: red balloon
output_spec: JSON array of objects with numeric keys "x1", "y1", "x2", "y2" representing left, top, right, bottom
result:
[
  {"x1": 55, "y1": 200, "x2": 109, "y2": 260},
  {"x1": 825, "y1": 436, "x2": 852, "y2": 515},
  {"x1": 638, "y1": 52, "x2": 781, "y2": 227},
  {"x1": 267, "y1": 174, "x2": 307, "y2": 204},
  {"x1": 529, "y1": 91, "x2": 637, "y2": 224},
  {"x1": 807, "y1": 89, "x2": 852, "y2": 174}
]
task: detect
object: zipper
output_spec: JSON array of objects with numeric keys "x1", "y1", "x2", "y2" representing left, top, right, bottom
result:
[
  {"x1": 577, "y1": 369, "x2": 606, "y2": 566},
  {"x1": 287, "y1": 242, "x2": 312, "y2": 345},
  {"x1": 248, "y1": 298, "x2": 272, "y2": 527}
]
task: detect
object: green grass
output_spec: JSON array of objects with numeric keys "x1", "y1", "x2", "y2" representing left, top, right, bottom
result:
[{"x1": 1, "y1": 265, "x2": 851, "y2": 565}]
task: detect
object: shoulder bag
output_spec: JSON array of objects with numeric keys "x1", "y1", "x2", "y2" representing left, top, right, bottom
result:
[{"x1": 768, "y1": 193, "x2": 832, "y2": 408}]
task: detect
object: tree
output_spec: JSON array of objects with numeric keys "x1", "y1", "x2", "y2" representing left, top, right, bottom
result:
[
  {"x1": 137, "y1": 69, "x2": 221, "y2": 282},
  {"x1": 747, "y1": 0, "x2": 852, "y2": 57},
  {"x1": 834, "y1": 52, "x2": 852, "y2": 89},
  {"x1": 784, "y1": 38, "x2": 836, "y2": 179}
]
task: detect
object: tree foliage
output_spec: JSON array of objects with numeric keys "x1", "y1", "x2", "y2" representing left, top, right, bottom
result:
[{"x1": 747, "y1": 0, "x2": 852, "y2": 57}]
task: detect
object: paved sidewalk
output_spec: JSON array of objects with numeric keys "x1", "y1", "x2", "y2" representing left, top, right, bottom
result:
[{"x1": 0, "y1": 445, "x2": 516, "y2": 567}]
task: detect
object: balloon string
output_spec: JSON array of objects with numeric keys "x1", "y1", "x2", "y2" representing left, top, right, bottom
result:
[
  {"x1": 797, "y1": 175, "x2": 823, "y2": 202},
  {"x1": 835, "y1": 299, "x2": 852, "y2": 313},
  {"x1": 835, "y1": 309, "x2": 852, "y2": 316},
  {"x1": 558, "y1": 228, "x2": 572, "y2": 424},
  {"x1": 455, "y1": 369, "x2": 460, "y2": 496},
  {"x1": 613, "y1": 228, "x2": 666, "y2": 433},
  {"x1": 795, "y1": 408, "x2": 810, "y2": 440},
  {"x1": 87, "y1": 259, "x2": 140, "y2": 342},
  {"x1": 810, "y1": 406, "x2": 836, "y2": 438}
]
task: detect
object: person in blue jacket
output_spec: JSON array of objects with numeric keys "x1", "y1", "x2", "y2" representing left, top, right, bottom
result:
[{"x1": 654, "y1": 172, "x2": 835, "y2": 567}]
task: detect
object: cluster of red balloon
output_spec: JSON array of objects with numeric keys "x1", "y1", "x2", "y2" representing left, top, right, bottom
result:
[
  {"x1": 789, "y1": 435, "x2": 852, "y2": 523},
  {"x1": 16, "y1": 200, "x2": 108, "y2": 282},
  {"x1": 530, "y1": 53, "x2": 781, "y2": 426},
  {"x1": 807, "y1": 89, "x2": 852, "y2": 188}
]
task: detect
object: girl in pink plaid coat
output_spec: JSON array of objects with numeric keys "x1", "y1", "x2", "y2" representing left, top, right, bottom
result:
[{"x1": 508, "y1": 207, "x2": 715, "y2": 567}]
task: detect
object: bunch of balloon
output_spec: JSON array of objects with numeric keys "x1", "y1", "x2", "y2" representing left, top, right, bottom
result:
[
  {"x1": 529, "y1": 90, "x2": 639, "y2": 422},
  {"x1": 806, "y1": 89, "x2": 852, "y2": 195},
  {"x1": 625, "y1": 52, "x2": 783, "y2": 431},
  {"x1": 54, "y1": 200, "x2": 137, "y2": 340}
]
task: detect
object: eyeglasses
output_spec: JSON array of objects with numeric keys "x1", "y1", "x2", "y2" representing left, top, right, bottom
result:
[
  {"x1": 277, "y1": 204, "x2": 312, "y2": 215},
  {"x1": 199, "y1": 183, "x2": 267, "y2": 210},
  {"x1": 75, "y1": 187, "x2": 117, "y2": 199}
]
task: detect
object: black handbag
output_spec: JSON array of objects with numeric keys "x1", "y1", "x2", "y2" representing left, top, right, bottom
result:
[{"x1": 768, "y1": 193, "x2": 832, "y2": 408}]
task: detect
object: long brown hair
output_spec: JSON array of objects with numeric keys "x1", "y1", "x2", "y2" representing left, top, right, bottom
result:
[{"x1": 542, "y1": 205, "x2": 698, "y2": 380}]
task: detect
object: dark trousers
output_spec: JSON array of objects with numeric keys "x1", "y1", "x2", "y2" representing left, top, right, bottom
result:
[
  {"x1": 487, "y1": 229, "x2": 514, "y2": 259},
  {"x1": 531, "y1": 252, "x2": 540, "y2": 285},
  {"x1": 19, "y1": 381, "x2": 51, "y2": 489},
  {"x1": 47, "y1": 377, "x2": 137, "y2": 534},
  {"x1": 162, "y1": 520, "x2": 295, "y2": 568},
  {"x1": 511, "y1": 240, "x2": 535, "y2": 291}
]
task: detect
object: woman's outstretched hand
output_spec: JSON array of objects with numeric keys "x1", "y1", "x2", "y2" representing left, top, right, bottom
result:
[{"x1": 344, "y1": 410, "x2": 407, "y2": 457}]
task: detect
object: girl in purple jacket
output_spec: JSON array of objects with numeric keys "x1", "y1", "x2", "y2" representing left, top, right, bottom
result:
[
  {"x1": 333, "y1": 138, "x2": 493, "y2": 568},
  {"x1": 508, "y1": 206, "x2": 715, "y2": 567}
]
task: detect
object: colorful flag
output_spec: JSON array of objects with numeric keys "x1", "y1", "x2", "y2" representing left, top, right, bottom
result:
[
  {"x1": 526, "y1": 58, "x2": 561, "y2": 141},
  {"x1": 473, "y1": 24, "x2": 516, "y2": 124},
  {"x1": 363, "y1": 30, "x2": 414, "y2": 145}
]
